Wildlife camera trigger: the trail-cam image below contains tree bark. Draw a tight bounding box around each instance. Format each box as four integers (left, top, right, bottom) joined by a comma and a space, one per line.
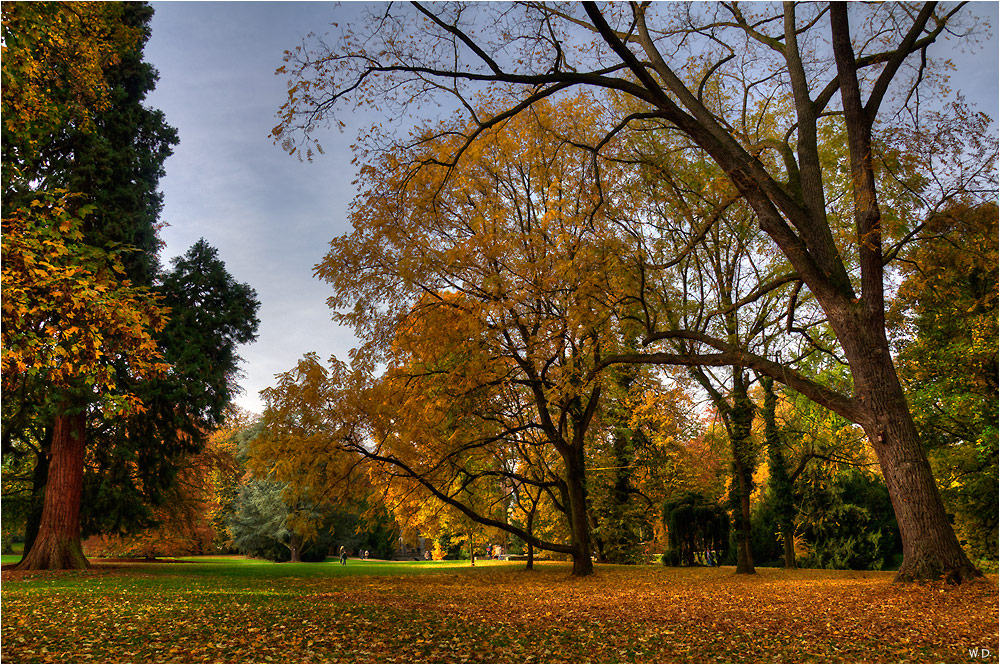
16, 409, 89, 570
840, 325, 979, 582
782, 529, 796, 570
525, 501, 536, 570
288, 533, 302, 562
21, 427, 52, 558
731, 463, 755, 575
565, 447, 595, 577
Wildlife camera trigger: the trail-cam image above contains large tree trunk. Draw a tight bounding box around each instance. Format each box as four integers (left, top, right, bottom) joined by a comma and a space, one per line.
827, 4, 978, 583
843, 328, 979, 582
16, 409, 89, 570
288, 533, 302, 563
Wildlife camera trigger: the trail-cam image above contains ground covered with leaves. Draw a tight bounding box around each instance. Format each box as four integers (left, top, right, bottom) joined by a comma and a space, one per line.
1, 557, 996, 663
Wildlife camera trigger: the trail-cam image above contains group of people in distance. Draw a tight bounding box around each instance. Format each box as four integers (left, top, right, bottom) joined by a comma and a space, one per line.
338, 546, 370, 564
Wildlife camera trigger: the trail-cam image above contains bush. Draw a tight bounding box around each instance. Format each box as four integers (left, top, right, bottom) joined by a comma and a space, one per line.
660, 549, 680, 567
798, 469, 902, 570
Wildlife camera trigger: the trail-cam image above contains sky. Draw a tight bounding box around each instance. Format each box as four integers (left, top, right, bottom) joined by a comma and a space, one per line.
143, 1, 1000, 415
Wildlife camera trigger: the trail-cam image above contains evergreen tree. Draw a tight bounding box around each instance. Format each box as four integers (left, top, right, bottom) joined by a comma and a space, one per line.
83, 239, 260, 538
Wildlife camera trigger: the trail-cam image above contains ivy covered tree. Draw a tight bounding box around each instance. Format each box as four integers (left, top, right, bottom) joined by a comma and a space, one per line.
761, 376, 797, 569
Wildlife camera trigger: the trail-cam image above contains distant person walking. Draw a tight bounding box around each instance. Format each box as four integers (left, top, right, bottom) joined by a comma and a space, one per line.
339, 546, 347, 565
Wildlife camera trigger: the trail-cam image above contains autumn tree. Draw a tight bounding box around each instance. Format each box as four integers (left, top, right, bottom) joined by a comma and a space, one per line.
588, 364, 701, 564
275, 2, 997, 581
614, 133, 793, 574
274, 97, 646, 575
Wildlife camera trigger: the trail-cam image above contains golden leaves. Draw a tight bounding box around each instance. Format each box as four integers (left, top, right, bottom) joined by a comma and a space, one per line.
2, 2, 140, 156
1, 191, 167, 412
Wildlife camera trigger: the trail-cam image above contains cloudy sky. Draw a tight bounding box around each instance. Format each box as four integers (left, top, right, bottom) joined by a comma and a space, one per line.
143, 1, 999, 415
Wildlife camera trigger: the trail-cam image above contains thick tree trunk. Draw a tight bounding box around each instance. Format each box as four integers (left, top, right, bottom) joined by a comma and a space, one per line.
288, 533, 302, 562
16, 410, 89, 570
828, 5, 977, 583
844, 332, 980, 582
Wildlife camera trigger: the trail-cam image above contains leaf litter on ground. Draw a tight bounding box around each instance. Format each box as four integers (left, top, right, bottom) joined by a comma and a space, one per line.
1, 559, 996, 663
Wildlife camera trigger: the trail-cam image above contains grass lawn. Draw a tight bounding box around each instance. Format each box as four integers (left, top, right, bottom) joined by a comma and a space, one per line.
1, 556, 996, 663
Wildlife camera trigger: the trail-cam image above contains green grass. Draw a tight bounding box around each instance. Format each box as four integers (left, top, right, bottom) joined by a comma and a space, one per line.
2, 556, 996, 663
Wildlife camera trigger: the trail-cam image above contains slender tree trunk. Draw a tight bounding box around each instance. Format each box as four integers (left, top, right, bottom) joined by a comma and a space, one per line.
761, 376, 796, 570
16, 409, 88, 570
590, 508, 607, 563
728, 371, 756, 575
525, 507, 535, 570
782, 529, 796, 569
732, 465, 755, 574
